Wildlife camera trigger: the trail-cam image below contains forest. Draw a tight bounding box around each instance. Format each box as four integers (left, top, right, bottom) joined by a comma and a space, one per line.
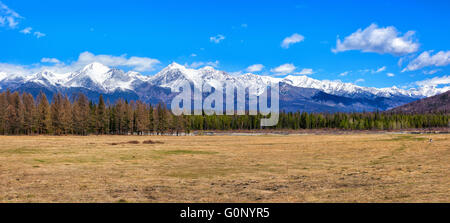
0, 90, 448, 135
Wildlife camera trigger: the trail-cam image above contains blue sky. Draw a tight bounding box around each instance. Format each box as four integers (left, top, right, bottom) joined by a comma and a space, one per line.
1, 0, 449, 88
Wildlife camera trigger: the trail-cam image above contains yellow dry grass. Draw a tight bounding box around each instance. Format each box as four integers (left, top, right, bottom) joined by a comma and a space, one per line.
0, 134, 448, 203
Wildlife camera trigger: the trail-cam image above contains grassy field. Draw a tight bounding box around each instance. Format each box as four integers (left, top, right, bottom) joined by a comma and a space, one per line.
0, 134, 449, 203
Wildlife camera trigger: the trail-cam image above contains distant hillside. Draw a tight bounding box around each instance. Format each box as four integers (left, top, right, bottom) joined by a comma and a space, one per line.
389, 90, 450, 114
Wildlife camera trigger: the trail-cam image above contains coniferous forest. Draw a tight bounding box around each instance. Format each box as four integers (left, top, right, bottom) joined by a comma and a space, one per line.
0, 90, 448, 135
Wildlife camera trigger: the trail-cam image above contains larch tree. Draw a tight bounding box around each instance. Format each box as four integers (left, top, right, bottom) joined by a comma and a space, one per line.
36, 92, 52, 134
135, 100, 149, 135
61, 95, 72, 134
51, 92, 65, 135
72, 93, 90, 135
96, 95, 109, 134
22, 92, 36, 135
0, 92, 7, 134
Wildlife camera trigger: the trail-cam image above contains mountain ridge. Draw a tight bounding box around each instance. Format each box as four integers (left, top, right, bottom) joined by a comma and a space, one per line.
0, 62, 449, 112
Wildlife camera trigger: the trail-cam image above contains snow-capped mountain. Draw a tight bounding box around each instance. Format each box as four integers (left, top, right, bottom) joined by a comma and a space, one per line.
7, 62, 148, 93
0, 72, 7, 82
65, 62, 111, 89
281, 75, 448, 98
28, 70, 70, 87
149, 62, 448, 98
0, 62, 448, 112
149, 62, 278, 95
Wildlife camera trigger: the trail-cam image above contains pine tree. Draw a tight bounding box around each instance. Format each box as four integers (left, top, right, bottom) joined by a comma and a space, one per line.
135, 100, 149, 135
72, 93, 90, 135
96, 95, 109, 134
5, 92, 24, 134
88, 101, 97, 134
148, 104, 154, 134
36, 92, 52, 134
51, 92, 65, 135
61, 95, 72, 134
154, 102, 169, 135
0, 92, 7, 134
22, 93, 36, 135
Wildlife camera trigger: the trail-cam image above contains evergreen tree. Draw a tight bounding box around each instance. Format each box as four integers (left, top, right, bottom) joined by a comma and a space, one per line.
96, 95, 109, 134
135, 100, 149, 135
51, 92, 65, 135
72, 93, 90, 135
22, 93, 35, 135
36, 92, 52, 134
62, 95, 72, 134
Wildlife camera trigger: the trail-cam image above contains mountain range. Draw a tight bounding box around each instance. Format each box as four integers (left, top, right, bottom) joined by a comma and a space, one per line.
1, 62, 449, 112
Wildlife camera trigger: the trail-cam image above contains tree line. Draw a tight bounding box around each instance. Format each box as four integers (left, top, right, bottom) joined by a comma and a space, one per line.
0, 90, 448, 135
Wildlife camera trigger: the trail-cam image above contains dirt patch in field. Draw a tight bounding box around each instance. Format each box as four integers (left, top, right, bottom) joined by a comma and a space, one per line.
142, 140, 164, 144
109, 140, 140, 145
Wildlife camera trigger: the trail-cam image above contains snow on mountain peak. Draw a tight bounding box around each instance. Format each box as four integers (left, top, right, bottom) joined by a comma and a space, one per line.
0, 72, 6, 82
166, 62, 186, 70
26, 70, 71, 87
150, 64, 445, 98
81, 63, 110, 81
151, 62, 212, 91
1, 61, 448, 100
200, 66, 216, 71
281, 75, 417, 98
82, 62, 110, 73
65, 62, 112, 89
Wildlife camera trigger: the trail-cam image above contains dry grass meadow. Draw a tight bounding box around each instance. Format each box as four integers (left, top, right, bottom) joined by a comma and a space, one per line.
0, 133, 449, 203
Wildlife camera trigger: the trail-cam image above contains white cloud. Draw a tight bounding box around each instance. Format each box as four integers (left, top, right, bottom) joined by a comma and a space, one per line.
339, 71, 349, 76
20, 27, 31, 34
294, 68, 314, 75
204, 61, 220, 68
423, 69, 440, 75
358, 66, 388, 74
0, 2, 46, 38
387, 72, 395, 77
210, 34, 225, 43
33, 31, 46, 38
0, 63, 33, 75
281, 33, 304, 49
0, 1, 22, 29
185, 60, 220, 69
332, 23, 419, 56
355, 78, 365, 83
246, 64, 264, 72
0, 52, 162, 75
190, 53, 197, 57
76, 51, 160, 72
374, 66, 386, 73
41, 58, 61, 64
403, 50, 450, 72
415, 75, 450, 87
228, 71, 243, 76
271, 63, 296, 74
6, 16, 18, 28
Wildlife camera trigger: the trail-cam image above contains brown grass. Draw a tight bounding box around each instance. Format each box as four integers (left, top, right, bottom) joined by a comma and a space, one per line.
0, 134, 448, 203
